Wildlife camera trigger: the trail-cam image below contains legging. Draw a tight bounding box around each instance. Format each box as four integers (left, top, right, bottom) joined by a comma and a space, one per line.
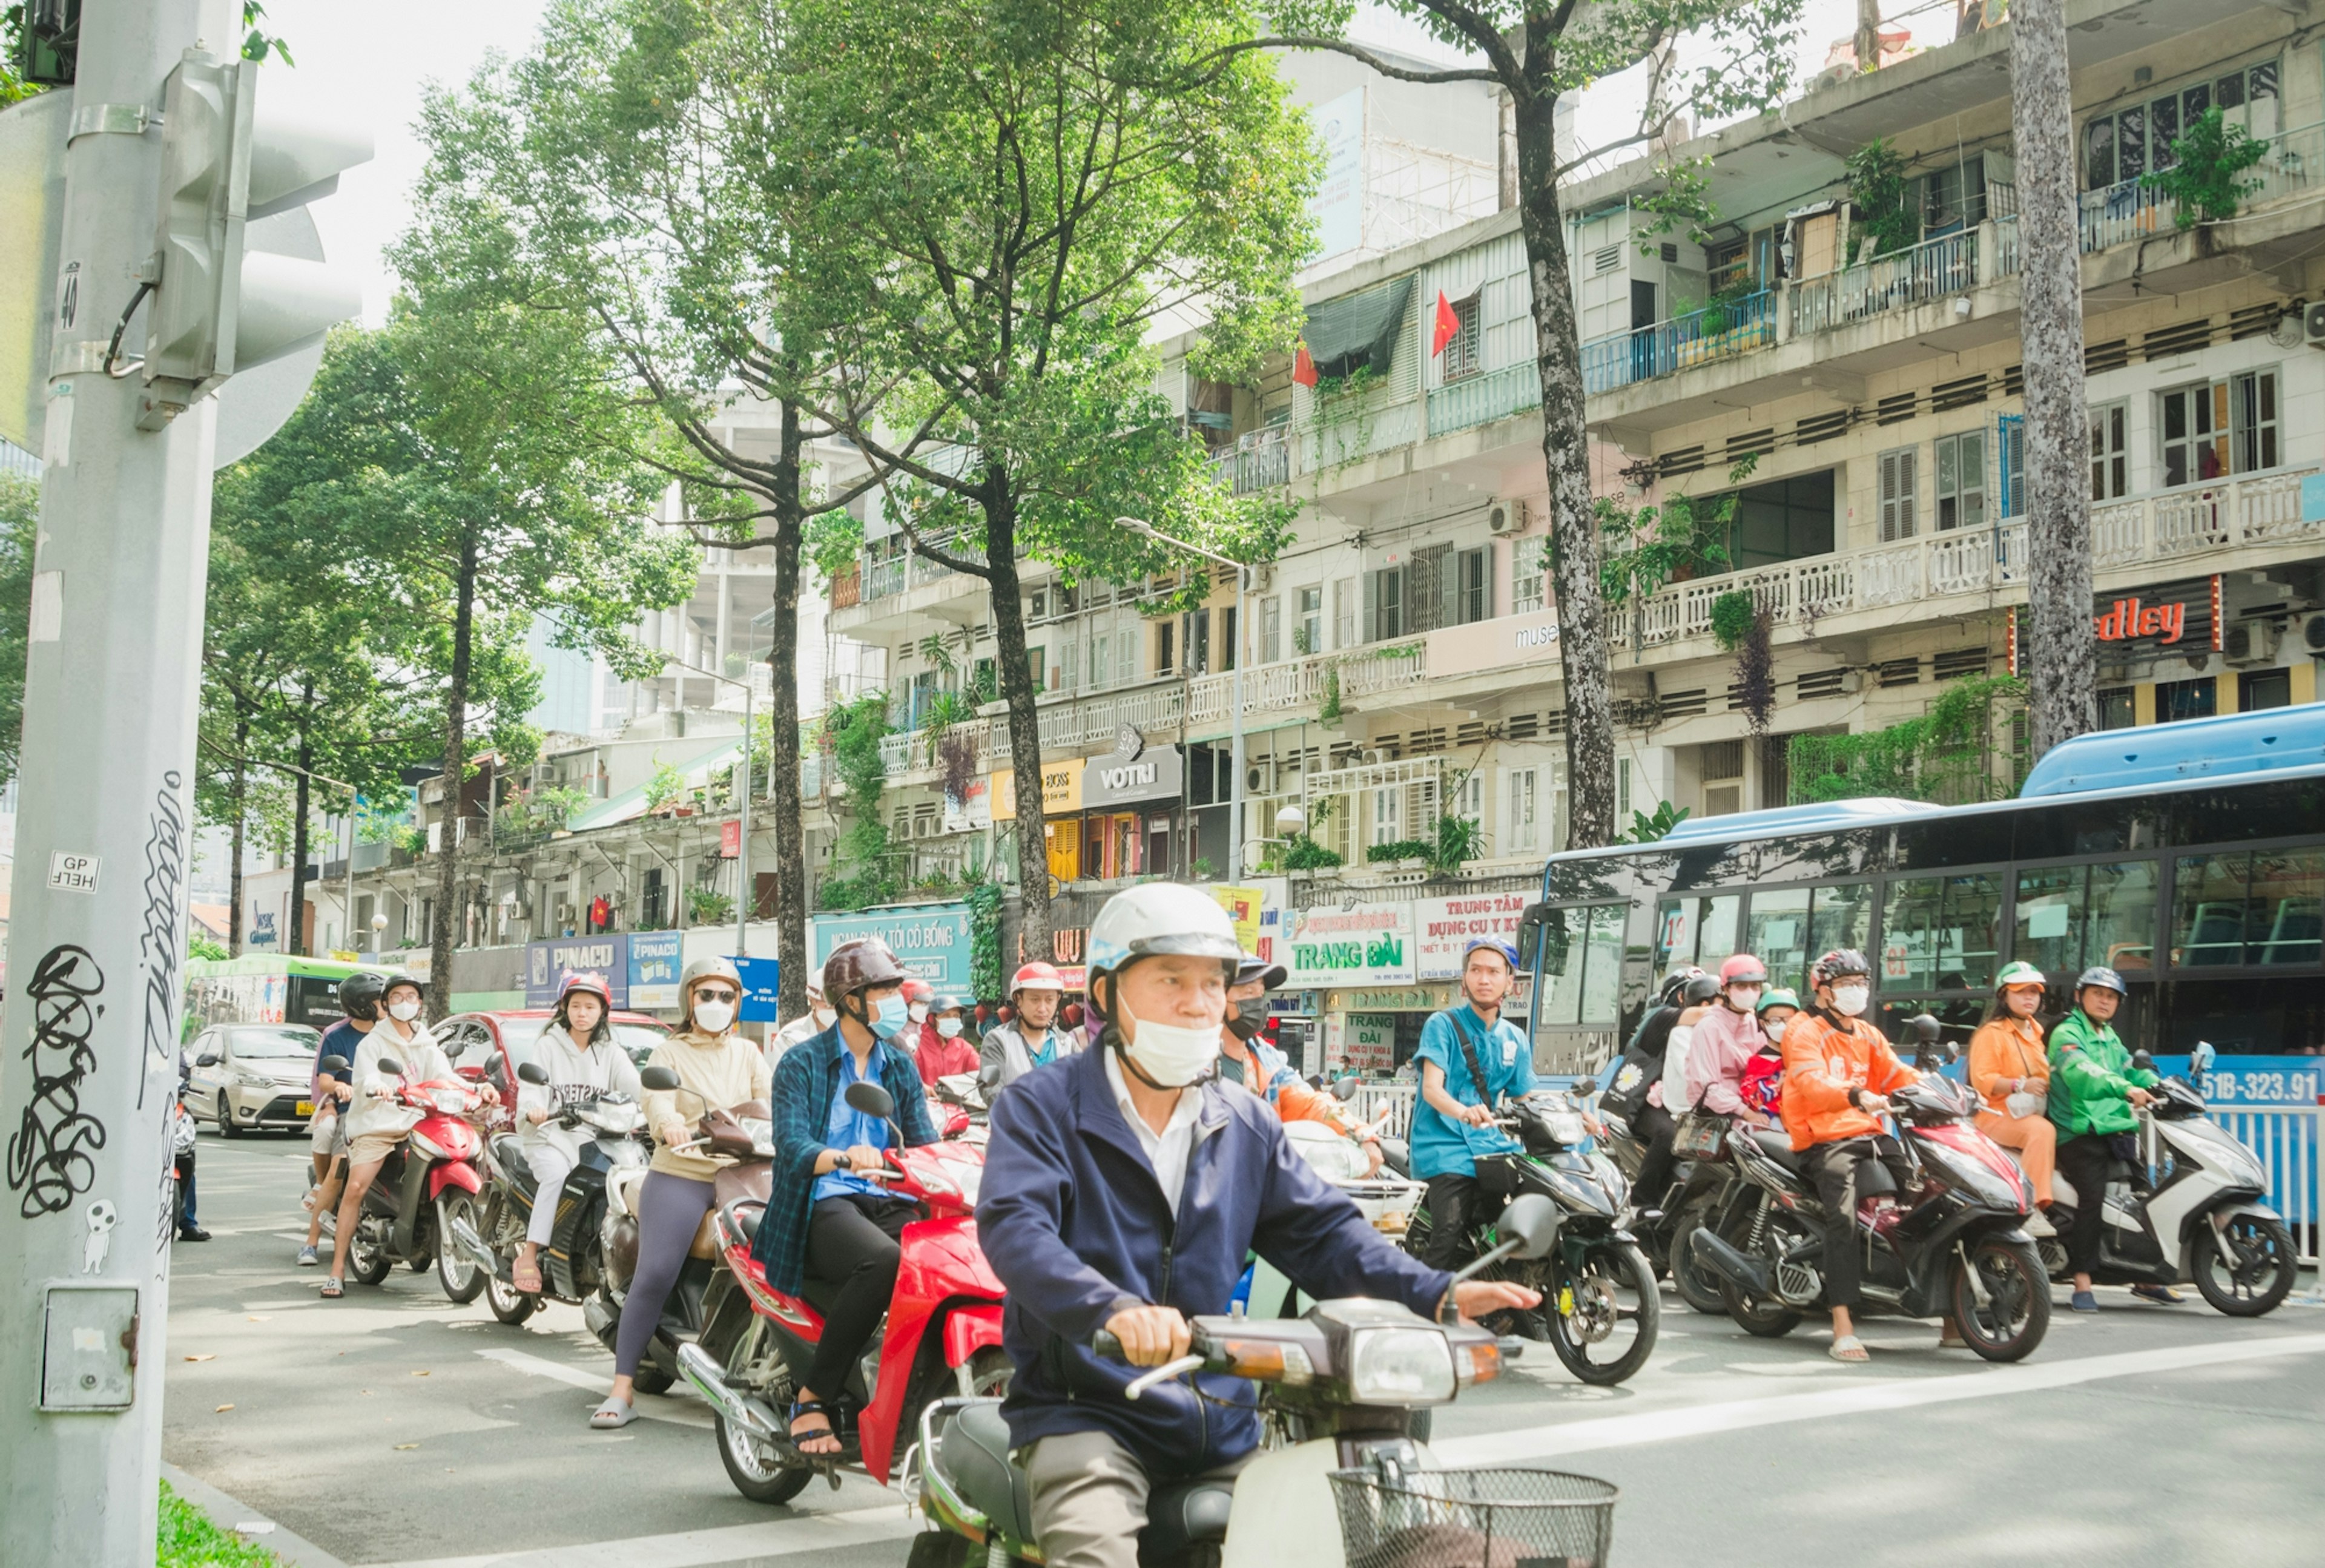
615, 1171, 717, 1378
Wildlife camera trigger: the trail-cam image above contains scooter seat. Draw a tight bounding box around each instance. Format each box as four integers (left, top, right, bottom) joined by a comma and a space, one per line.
1747, 1130, 1807, 1175
489, 1135, 536, 1196
940, 1401, 1035, 1546
1140, 1478, 1236, 1563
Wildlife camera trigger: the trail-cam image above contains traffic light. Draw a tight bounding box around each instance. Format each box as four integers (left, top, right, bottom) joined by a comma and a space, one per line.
139, 51, 370, 427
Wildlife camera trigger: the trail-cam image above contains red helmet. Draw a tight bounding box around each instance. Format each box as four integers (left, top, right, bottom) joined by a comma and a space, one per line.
556, 971, 614, 1006
1718, 954, 1769, 986
1011, 961, 1065, 995
902, 977, 935, 1005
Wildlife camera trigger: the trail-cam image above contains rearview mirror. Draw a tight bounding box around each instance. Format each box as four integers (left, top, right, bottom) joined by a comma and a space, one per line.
194, 1053, 220, 1069
1499, 1194, 1560, 1261
639, 1066, 681, 1092
845, 1081, 897, 1121
320, 1055, 350, 1073
2189, 1041, 2217, 1073
516, 1061, 550, 1085
1331, 1075, 1361, 1102
374, 1058, 404, 1076
1514, 902, 1548, 971
976, 1064, 1002, 1091
1910, 1013, 1942, 1044
2131, 1049, 2155, 1073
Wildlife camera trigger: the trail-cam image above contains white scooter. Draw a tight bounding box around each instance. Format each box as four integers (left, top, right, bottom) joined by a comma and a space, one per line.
903, 1196, 1617, 1568
2023, 1042, 2299, 1316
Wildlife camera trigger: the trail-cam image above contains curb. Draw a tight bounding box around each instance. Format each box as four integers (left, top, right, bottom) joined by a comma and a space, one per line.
162, 1461, 352, 1568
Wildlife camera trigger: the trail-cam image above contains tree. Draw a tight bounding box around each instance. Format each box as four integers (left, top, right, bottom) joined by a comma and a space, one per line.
2010, 0, 2096, 756
0, 473, 35, 789
778, 0, 1310, 949
1227, 1, 1806, 849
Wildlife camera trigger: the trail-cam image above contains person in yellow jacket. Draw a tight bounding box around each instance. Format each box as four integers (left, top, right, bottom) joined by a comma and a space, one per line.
1967, 963, 2056, 1211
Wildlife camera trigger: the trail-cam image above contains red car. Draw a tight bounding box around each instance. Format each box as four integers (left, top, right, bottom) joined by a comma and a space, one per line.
436, 1009, 673, 1133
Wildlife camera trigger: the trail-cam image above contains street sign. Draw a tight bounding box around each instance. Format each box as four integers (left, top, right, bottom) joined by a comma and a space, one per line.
734, 956, 782, 1023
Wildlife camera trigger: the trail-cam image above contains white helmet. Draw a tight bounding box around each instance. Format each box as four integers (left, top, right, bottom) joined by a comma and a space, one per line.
1084, 884, 1242, 987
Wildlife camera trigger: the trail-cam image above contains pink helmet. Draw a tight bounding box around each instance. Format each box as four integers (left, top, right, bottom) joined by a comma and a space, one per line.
1719, 954, 1769, 987
557, 970, 614, 1006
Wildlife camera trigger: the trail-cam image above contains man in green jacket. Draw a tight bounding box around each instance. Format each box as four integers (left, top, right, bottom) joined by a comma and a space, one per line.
2047, 966, 2172, 1311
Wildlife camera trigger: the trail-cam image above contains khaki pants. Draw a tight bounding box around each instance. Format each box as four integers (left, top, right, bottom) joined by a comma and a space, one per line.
1023, 1428, 1251, 1568
1977, 1108, 2057, 1207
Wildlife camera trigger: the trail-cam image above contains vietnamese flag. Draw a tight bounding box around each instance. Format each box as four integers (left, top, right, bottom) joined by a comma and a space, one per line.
1431, 290, 1460, 357
1293, 343, 1319, 387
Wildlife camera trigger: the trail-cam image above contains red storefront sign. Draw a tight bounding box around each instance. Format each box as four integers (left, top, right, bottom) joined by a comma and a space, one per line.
2093, 596, 2185, 645
720, 819, 741, 858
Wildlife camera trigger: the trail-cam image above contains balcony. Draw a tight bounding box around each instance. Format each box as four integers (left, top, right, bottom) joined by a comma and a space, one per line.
1184, 645, 1431, 731
1581, 291, 1775, 397
1208, 427, 1291, 495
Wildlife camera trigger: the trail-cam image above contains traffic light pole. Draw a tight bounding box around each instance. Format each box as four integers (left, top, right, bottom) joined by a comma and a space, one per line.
0, 1, 239, 1557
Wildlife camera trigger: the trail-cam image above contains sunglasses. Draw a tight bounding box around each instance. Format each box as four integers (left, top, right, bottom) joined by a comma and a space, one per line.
694, 987, 740, 1004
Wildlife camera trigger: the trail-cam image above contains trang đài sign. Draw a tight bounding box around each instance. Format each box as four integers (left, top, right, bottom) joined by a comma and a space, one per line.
1285, 903, 1415, 987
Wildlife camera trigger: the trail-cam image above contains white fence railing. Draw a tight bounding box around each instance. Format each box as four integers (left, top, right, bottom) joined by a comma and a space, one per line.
2212, 1105, 2323, 1262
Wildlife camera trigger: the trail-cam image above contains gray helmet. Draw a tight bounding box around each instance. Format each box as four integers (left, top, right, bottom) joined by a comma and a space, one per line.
679, 955, 743, 1032
2075, 965, 2128, 999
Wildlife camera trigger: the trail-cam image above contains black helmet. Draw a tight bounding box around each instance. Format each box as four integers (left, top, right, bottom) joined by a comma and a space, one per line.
338, 971, 388, 1021
1681, 975, 1721, 1006
1811, 949, 1872, 987
2076, 965, 2128, 998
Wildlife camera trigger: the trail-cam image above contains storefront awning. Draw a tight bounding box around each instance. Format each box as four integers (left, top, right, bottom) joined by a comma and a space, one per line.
1305, 277, 1414, 382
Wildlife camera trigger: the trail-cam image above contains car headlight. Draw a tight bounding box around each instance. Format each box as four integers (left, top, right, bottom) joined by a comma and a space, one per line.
1346, 1326, 1457, 1405
233, 1070, 274, 1089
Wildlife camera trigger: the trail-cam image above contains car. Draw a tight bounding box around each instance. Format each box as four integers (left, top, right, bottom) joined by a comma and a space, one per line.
186, 1023, 327, 1137
434, 1009, 674, 1133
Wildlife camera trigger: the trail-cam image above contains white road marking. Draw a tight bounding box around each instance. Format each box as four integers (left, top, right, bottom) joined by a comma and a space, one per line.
353, 1504, 919, 1568
1434, 1332, 2325, 1463
472, 1347, 715, 1429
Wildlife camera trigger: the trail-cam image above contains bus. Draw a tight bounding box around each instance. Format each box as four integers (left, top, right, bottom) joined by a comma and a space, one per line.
182, 954, 378, 1036
1521, 705, 2325, 1075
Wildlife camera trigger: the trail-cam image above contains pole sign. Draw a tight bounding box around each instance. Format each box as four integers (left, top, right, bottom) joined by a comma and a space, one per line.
526, 934, 632, 1007
733, 956, 782, 1023
810, 903, 974, 992
627, 931, 684, 1009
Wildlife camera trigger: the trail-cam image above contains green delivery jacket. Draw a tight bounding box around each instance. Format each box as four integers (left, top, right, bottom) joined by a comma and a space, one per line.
2045, 1009, 2160, 1139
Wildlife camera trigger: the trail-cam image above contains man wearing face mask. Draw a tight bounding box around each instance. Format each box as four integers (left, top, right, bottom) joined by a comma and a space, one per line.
1408, 940, 1536, 1274
981, 961, 1073, 1084
769, 980, 835, 1066
915, 993, 979, 1085
979, 887, 1540, 1568
1780, 949, 1921, 1363
1221, 958, 1384, 1176
756, 939, 940, 1456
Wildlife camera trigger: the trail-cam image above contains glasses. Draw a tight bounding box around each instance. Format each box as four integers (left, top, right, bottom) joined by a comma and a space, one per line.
694, 987, 740, 1003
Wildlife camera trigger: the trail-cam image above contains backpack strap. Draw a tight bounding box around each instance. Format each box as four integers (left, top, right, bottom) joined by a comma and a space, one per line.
1445, 1008, 1496, 1107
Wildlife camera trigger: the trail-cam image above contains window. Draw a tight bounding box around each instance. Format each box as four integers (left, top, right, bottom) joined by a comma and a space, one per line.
2231, 370, 2278, 473
1369, 786, 1404, 849
1442, 293, 1482, 381
1654, 893, 1740, 975
1878, 446, 1918, 542
2174, 853, 2250, 965
1155, 621, 1175, 677
1295, 585, 1322, 656
1807, 883, 1875, 989
1454, 774, 1485, 851
1996, 415, 2023, 519
1456, 545, 1491, 625
1711, 470, 1838, 569
1505, 767, 1539, 854
2241, 668, 2291, 712
1920, 157, 1988, 235
1258, 596, 1282, 665
2161, 371, 2277, 486
1219, 605, 1238, 673
1364, 567, 1404, 642
1514, 554, 1546, 616
1185, 610, 1210, 674
2170, 849, 2325, 967
1934, 430, 1985, 532
2253, 851, 2324, 965
1410, 545, 1452, 633
2017, 860, 2159, 975
1088, 631, 1109, 691
1746, 889, 1810, 989
2098, 687, 2135, 730
2156, 676, 2215, 722
2080, 64, 2279, 190
1617, 758, 1633, 820
1881, 873, 2005, 991
1538, 903, 1627, 1027
2089, 401, 2129, 500
1332, 579, 1356, 650
1701, 739, 1744, 819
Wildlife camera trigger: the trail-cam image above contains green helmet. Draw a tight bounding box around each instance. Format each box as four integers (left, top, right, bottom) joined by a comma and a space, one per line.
1995, 961, 2046, 991
1755, 986, 1800, 1014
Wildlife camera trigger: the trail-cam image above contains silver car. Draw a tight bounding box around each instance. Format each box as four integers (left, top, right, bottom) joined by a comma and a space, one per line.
189, 1023, 326, 1137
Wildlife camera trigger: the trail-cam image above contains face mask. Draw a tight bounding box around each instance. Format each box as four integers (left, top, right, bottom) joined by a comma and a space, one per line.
1830, 986, 1870, 1018
1726, 986, 1762, 1012
693, 1000, 736, 1033
935, 1017, 963, 1039
388, 999, 421, 1023
908, 1003, 929, 1024
869, 993, 911, 1041
1118, 998, 1221, 1089
1225, 996, 1270, 1041
813, 1006, 837, 1029
1764, 1019, 1788, 1042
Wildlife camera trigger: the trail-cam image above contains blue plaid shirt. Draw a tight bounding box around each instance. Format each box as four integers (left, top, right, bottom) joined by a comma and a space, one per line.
753, 1023, 938, 1294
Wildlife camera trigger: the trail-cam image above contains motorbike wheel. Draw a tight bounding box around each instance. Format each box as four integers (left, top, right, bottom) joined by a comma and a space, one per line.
903, 1537, 974, 1568
716, 1411, 816, 1506
1666, 1204, 1732, 1317
632, 1364, 676, 1397
1718, 1274, 1801, 1339
348, 1228, 394, 1287
435, 1193, 487, 1304
484, 1270, 537, 1325
1949, 1237, 2050, 1363
2191, 1212, 2298, 1317
1545, 1243, 1659, 1386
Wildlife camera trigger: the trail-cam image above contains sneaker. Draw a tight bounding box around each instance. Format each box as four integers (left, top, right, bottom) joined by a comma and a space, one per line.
297, 1245, 320, 1267
2131, 1283, 2185, 1305
2069, 1290, 2099, 1313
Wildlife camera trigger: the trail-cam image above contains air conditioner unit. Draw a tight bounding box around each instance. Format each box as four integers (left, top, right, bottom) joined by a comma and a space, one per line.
2223, 619, 2281, 667
2304, 613, 2325, 654
1487, 498, 1529, 536
1245, 760, 1278, 796
2304, 301, 2325, 347
1248, 563, 1275, 594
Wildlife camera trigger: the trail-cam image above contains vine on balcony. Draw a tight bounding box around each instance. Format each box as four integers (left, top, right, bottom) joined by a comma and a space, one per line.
818, 690, 902, 911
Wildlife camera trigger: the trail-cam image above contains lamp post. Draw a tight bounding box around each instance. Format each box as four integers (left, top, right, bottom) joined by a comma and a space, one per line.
1118, 518, 1248, 881
666, 659, 756, 960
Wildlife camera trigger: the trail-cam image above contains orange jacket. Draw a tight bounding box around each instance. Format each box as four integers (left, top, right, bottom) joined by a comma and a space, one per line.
1967, 1015, 2050, 1113
1780, 1011, 1919, 1150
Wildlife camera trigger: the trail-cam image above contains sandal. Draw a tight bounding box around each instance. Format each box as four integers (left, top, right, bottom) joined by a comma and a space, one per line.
320, 1277, 344, 1299
513, 1256, 544, 1294
590, 1398, 637, 1430
1829, 1334, 1869, 1363
788, 1398, 843, 1455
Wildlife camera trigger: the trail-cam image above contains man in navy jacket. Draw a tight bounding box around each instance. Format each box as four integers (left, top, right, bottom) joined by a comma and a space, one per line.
979, 885, 1537, 1568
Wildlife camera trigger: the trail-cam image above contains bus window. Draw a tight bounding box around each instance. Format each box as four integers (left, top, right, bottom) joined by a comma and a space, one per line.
2250, 849, 2322, 966
1538, 908, 1585, 1026
1808, 884, 1873, 980
1746, 889, 1809, 990
2013, 866, 2082, 974
2173, 854, 2250, 966
1881, 873, 2003, 991
1580, 903, 1625, 1025
1540, 902, 1626, 1027
2088, 860, 2159, 972
1653, 894, 1738, 976
1700, 896, 1740, 968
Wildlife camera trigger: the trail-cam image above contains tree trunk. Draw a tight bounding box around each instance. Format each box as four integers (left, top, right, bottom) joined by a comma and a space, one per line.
2011, 0, 2096, 757
983, 479, 1049, 954
287, 698, 314, 955
1511, 82, 1617, 849
767, 398, 810, 1021
228, 709, 248, 952
429, 530, 480, 1017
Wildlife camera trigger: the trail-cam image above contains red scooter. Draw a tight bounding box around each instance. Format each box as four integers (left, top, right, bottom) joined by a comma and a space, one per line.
322, 1052, 489, 1302
679, 1080, 1008, 1504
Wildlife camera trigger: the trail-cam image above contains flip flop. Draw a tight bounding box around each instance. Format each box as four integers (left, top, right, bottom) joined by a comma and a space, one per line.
1829, 1335, 1869, 1363
513, 1257, 544, 1294
590, 1398, 637, 1430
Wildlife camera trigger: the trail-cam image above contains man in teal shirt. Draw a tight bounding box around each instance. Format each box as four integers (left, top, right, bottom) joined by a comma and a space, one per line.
1409, 939, 1534, 1271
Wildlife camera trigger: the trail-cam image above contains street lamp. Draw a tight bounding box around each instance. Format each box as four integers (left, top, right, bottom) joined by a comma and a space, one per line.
665, 657, 757, 960
1117, 517, 1250, 883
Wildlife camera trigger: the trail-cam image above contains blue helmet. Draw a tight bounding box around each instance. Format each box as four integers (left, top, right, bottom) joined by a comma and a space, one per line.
1463, 938, 1520, 971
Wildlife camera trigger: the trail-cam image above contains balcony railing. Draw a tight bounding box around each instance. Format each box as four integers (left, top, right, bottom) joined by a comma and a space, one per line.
1298, 396, 1421, 473
1208, 427, 1290, 495
1428, 362, 1542, 436
1580, 291, 1775, 397
985, 680, 1187, 760
856, 544, 966, 604
1792, 230, 1979, 337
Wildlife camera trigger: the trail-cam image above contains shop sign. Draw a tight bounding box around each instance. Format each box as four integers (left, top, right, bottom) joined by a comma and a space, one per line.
1413, 891, 1531, 980
943, 776, 992, 833
2092, 596, 2184, 644
991, 757, 1084, 820
1333, 1013, 1398, 1073
1325, 986, 1453, 1013
1285, 902, 1415, 987
810, 903, 973, 991
1082, 744, 1182, 809
627, 931, 684, 1009
733, 955, 782, 1023
1425, 607, 1560, 681
527, 934, 630, 1007
1209, 884, 1266, 961
720, 819, 741, 858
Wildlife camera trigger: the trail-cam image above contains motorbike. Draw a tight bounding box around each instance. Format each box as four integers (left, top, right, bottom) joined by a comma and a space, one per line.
1687, 1019, 2050, 1362
1246, 1076, 1426, 1320
681, 1079, 1008, 1504
905, 1195, 1583, 1568
2022, 1041, 2298, 1316
585, 1067, 775, 1397
321, 1052, 489, 1300
446, 1059, 653, 1326
1403, 1087, 1660, 1386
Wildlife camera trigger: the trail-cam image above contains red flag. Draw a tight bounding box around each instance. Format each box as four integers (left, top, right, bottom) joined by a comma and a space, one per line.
1431, 290, 1460, 357
1292, 344, 1318, 387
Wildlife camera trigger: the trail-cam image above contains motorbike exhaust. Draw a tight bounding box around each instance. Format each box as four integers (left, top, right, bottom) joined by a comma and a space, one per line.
582, 1293, 619, 1345
446, 1214, 501, 1277
676, 1343, 782, 1440
1688, 1226, 1775, 1300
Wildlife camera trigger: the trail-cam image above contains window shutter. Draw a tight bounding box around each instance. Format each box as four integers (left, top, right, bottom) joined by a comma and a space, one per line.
1879, 448, 1916, 542
1362, 570, 1378, 645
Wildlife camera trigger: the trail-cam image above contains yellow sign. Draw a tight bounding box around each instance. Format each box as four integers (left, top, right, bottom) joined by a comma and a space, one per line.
991, 757, 1084, 820
1210, 884, 1264, 953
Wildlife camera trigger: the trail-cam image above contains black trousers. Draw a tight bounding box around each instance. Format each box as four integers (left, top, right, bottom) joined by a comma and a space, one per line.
1803, 1140, 1879, 1311
2055, 1133, 2117, 1276
1631, 1104, 1680, 1213
800, 1191, 917, 1402
1421, 1174, 1492, 1273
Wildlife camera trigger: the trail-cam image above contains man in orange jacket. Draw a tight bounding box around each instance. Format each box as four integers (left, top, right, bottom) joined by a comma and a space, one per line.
1780, 948, 1920, 1363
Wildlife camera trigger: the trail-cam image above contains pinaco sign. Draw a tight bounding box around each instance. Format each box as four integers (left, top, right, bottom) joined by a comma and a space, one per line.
2092, 596, 2184, 645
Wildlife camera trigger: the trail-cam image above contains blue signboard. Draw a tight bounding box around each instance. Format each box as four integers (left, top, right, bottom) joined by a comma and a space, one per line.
734, 956, 783, 1023
628, 931, 684, 1010
810, 903, 973, 993
526, 934, 630, 1008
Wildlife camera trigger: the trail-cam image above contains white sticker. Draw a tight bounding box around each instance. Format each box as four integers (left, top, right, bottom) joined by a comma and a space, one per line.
28, 571, 61, 643
48, 852, 99, 894
1502, 1039, 1518, 1067
43, 389, 71, 468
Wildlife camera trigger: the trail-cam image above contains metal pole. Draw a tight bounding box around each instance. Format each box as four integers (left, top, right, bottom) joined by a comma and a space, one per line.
0, 2, 236, 1555
737, 678, 752, 960
346, 788, 357, 957
1228, 568, 1247, 881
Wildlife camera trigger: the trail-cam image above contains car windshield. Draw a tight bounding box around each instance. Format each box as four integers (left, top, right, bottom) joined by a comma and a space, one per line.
231, 1026, 322, 1059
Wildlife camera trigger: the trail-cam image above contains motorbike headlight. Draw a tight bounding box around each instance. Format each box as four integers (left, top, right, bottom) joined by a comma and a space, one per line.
1542, 1111, 1588, 1146
431, 1089, 470, 1114
406, 1132, 446, 1161
1346, 1326, 1456, 1405
1591, 1153, 1630, 1208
